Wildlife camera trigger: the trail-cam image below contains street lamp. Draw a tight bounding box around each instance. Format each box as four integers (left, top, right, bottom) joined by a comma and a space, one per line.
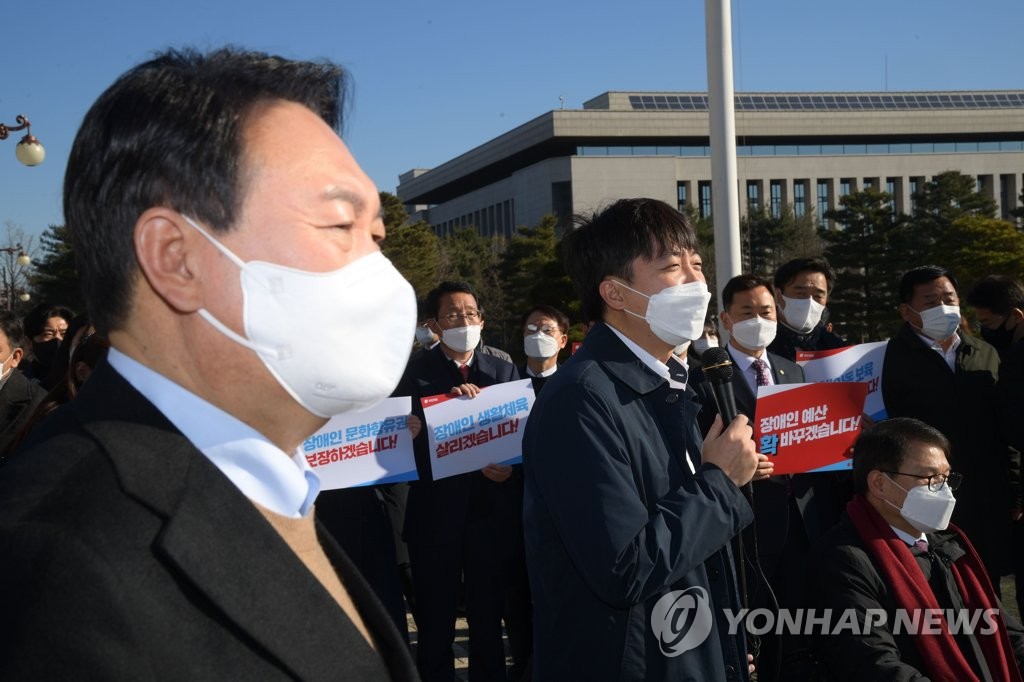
0, 245, 31, 266
0, 115, 45, 166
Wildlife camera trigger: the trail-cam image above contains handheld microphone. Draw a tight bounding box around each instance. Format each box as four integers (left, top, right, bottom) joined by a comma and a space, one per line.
700, 347, 739, 425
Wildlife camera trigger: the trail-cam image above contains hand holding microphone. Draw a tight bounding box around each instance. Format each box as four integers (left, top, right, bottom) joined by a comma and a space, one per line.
699, 347, 771, 487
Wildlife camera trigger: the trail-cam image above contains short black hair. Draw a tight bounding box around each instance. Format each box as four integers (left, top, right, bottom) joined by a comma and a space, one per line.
898, 265, 959, 304
852, 418, 951, 495
966, 275, 1024, 315
22, 304, 75, 339
64, 47, 348, 335
561, 198, 700, 323
722, 274, 774, 309
520, 305, 570, 334
0, 311, 27, 351
424, 281, 480, 319
773, 257, 837, 293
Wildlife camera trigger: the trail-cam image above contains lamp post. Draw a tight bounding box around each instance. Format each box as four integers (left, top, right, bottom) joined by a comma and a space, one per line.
0, 245, 31, 311
0, 115, 45, 166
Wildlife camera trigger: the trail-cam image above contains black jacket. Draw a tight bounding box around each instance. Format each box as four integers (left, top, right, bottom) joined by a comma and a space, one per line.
0, 360, 417, 680
0, 369, 45, 458
809, 512, 1024, 681
882, 324, 1016, 576
768, 321, 846, 362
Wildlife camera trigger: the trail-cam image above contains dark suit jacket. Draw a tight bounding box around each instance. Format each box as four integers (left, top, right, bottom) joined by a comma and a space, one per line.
0, 369, 45, 458
691, 349, 838, 582
0, 360, 418, 681
882, 324, 1014, 577
394, 345, 520, 546
523, 323, 752, 682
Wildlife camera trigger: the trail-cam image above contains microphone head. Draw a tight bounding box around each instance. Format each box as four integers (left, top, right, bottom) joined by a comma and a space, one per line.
701, 346, 734, 382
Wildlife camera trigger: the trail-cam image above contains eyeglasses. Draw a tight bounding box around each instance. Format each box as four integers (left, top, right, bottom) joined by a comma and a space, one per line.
37, 327, 68, 341
525, 323, 562, 337
879, 470, 963, 492
438, 311, 482, 324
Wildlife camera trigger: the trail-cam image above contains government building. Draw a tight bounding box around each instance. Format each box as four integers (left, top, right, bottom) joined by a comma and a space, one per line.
396, 90, 1024, 235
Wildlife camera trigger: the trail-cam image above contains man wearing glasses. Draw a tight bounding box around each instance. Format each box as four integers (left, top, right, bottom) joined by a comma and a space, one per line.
395, 280, 520, 682
809, 418, 1024, 680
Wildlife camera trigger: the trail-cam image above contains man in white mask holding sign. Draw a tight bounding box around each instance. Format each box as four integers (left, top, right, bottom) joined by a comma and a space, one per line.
0, 47, 418, 680
768, 257, 846, 362
882, 264, 1015, 592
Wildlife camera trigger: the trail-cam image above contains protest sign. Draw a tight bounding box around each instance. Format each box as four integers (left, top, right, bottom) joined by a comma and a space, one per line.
301, 396, 417, 489
422, 378, 535, 480
754, 381, 868, 475
796, 340, 887, 420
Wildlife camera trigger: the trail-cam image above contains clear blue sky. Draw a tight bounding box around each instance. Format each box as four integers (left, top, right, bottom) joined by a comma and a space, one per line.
2, 0, 1022, 247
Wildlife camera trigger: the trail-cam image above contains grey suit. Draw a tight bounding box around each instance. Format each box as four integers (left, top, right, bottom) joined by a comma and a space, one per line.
0, 360, 417, 681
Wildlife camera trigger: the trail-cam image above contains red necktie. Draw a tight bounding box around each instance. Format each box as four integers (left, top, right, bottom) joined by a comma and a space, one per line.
459, 364, 470, 382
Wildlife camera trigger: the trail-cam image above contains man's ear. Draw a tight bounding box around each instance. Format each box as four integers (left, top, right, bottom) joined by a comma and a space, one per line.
9, 347, 23, 367
599, 279, 626, 311
719, 309, 733, 333
134, 208, 205, 313
866, 469, 887, 499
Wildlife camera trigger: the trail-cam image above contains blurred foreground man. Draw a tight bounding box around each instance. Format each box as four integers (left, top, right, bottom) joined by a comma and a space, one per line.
0, 48, 418, 680
523, 198, 767, 682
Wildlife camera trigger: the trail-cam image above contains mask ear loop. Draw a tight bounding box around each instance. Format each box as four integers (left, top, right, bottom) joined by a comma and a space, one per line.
182, 215, 282, 361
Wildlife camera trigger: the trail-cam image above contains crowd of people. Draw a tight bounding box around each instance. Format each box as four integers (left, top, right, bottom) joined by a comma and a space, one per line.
0, 44, 1022, 682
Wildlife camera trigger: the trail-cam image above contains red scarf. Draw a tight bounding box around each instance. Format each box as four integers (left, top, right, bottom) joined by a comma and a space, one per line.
846, 495, 1022, 681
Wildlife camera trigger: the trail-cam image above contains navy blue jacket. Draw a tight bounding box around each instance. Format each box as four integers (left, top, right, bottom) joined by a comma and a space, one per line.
523, 323, 753, 682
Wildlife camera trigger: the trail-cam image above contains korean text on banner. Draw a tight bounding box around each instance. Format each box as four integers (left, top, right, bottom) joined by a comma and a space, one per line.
422, 378, 535, 481
754, 381, 868, 475
301, 396, 417, 490
796, 341, 887, 420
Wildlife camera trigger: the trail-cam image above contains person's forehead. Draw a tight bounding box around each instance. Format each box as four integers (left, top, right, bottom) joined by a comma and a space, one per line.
787, 271, 827, 289
526, 312, 557, 327
903, 440, 949, 471
733, 286, 774, 305
913, 277, 956, 298
438, 292, 478, 311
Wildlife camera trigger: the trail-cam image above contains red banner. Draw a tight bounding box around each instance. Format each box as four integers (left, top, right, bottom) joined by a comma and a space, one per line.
753, 382, 868, 475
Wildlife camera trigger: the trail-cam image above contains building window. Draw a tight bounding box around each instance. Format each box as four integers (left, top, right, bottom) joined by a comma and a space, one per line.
677, 182, 689, 212
817, 180, 830, 229
909, 177, 923, 213
1000, 175, 1013, 220
840, 179, 853, 198
794, 180, 807, 218
747, 181, 760, 213
770, 180, 783, 218
886, 178, 896, 214
699, 181, 713, 219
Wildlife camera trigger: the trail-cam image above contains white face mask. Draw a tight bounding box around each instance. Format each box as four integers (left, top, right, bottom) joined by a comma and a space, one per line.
729, 316, 777, 351
616, 280, 712, 346
885, 475, 957, 533
524, 332, 560, 359
673, 341, 690, 357
781, 295, 826, 333
414, 326, 437, 346
0, 349, 15, 382
184, 216, 416, 418
912, 304, 961, 342
692, 337, 718, 355
441, 325, 481, 353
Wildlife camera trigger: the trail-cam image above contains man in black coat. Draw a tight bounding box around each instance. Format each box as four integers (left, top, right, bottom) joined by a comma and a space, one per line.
690, 274, 813, 682
768, 257, 846, 361
0, 47, 418, 680
882, 264, 1015, 587
809, 418, 1024, 680
967, 274, 1024, 614
395, 280, 520, 682
0, 312, 44, 460
524, 199, 768, 682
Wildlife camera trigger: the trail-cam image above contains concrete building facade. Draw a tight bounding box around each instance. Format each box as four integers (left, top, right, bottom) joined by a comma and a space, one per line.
396, 91, 1024, 235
